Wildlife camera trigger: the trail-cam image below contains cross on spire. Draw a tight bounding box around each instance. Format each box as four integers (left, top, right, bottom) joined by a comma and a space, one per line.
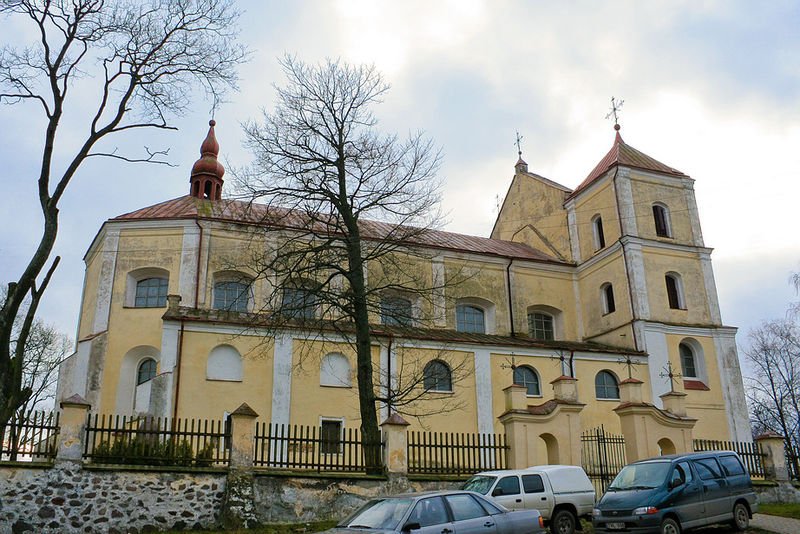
605, 96, 625, 130
659, 361, 683, 393
514, 131, 524, 158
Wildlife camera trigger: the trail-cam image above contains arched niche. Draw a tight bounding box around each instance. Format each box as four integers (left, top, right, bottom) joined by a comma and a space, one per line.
207, 344, 243, 381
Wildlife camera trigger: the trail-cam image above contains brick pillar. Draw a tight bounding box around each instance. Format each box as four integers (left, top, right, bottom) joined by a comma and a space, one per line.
221, 403, 259, 529
660, 391, 688, 417
381, 413, 410, 475
756, 432, 789, 482
551, 376, 578, 402
56, 394, 91, 463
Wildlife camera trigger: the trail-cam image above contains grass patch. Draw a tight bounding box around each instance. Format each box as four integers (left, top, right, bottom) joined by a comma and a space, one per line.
161, 519, 338, 534
759, 502, 800, 519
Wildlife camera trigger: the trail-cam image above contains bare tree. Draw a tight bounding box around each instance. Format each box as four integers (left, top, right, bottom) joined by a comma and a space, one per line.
0, 0, 246, 427
745, 319, 800, 476
237, 57, 464, 471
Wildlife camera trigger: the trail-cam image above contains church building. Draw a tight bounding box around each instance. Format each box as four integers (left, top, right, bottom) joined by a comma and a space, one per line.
56, 119, 752, 459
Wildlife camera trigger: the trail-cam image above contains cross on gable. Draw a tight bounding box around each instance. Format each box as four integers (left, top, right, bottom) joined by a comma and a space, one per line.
514, 131, 524, 158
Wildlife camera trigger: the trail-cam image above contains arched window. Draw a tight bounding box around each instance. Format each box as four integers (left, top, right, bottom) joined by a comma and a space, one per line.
137, 358, 157, 385
423, 360, 452, 392
135, 277, 168, 307
381, 296, 413, 326
653, 203, 671, 238
213, 280, 252, 312
320, 353, 352, 387
592, 215, 606, 250
680, 342, 697, 378
665, 273, 685, 310
528, 312, 554, 340
206, 345, 243, 381
513, 365, 541, 396
601, 283, 616, 314
456, 304, 485, 333
595, 371, 620, 399
282, 285, 318, 319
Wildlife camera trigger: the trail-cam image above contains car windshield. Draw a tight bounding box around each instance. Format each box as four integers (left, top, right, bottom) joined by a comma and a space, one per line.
462, 475, 497, 495
338, 497, 415, 530
608, 462, 671, 491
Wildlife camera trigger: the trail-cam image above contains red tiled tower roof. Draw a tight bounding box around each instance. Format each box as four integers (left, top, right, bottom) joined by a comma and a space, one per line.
567, 125, 686, 200
190, 120, 225, 200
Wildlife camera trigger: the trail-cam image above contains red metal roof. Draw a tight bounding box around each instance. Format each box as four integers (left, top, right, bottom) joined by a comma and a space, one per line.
568, 129, 686, 200
112, 195, 567, 264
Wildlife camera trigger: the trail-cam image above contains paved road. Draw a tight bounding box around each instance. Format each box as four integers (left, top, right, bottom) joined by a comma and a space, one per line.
751, 513, 800, 534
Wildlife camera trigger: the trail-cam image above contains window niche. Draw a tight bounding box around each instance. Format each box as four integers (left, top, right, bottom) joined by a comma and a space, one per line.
126, 267, 170, 308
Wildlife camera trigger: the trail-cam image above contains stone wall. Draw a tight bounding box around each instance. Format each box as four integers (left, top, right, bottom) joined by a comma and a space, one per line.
0, 462, 459, 534
0, 462, 226, 534
753, 481, 800, 504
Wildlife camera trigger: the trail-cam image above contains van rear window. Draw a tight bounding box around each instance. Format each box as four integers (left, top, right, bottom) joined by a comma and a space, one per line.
719, 455, 746, 476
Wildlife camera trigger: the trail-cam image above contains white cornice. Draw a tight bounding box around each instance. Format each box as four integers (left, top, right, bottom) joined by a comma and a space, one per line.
620, 235, 714, 255
642, 321, 737, 337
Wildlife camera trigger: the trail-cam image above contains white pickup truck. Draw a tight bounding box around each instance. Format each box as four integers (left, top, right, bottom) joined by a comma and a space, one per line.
463, 465, 595, 534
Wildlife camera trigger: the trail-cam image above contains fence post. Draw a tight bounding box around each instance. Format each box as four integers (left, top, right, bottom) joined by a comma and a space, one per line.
499, 384, 533, 469
221, 403, 259, 529
756, 431, 789, 482
381, 413, 410, 476
56, 394, 91, 463
228, 403, 258, 470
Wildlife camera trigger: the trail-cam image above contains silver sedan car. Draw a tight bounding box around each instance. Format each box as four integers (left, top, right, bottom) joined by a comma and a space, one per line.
326, 490, 545, 534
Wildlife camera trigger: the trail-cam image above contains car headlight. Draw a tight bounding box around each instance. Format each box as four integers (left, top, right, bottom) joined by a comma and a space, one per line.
592, 508, 601, 518
633, 506, 659, 515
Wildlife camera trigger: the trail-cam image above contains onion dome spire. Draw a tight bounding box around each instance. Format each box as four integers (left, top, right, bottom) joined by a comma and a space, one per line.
190, 119, 225, 200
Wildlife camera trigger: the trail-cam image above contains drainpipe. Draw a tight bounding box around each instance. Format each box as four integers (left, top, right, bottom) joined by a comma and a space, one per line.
193, 218, 204, 307
172, 319, 185, 422
506, 258, 516, 337
386, 334, 393, 416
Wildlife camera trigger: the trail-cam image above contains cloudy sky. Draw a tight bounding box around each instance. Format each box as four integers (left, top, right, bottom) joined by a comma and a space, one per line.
1, 0, 798, 371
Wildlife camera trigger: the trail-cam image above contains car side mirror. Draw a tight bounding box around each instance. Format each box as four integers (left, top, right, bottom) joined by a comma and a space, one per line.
402, 523, 421, 532
492, 488, 504, 496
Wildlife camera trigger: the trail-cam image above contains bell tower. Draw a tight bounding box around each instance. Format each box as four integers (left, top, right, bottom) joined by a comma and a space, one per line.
190, 119, 225, 200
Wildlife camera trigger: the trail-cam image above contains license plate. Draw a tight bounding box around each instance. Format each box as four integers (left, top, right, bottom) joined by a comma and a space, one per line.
606, 523, 625, 530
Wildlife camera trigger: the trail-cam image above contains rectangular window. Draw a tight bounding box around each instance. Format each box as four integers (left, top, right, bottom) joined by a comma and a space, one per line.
320, 420, 342, 454
522, 474, 544, 493
653, 205, 670, 237
282, 287, 318, 319
528, 313, 554, 340
456, 305, 485, 333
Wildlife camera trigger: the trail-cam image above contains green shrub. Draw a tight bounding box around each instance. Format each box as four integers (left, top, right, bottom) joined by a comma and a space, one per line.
90, 435, 216, 467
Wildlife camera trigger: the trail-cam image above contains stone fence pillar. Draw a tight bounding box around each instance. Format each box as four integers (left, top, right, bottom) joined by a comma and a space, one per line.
756, 432, 789, 482
228, 403, 258, 470
221, 403, 259, 529
57, 394, 91, 463
381, 413, 410, 475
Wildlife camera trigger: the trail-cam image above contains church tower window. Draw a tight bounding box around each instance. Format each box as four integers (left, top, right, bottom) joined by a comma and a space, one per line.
592, 215, 606, 249
653, 203, 671, 237
601, 283, 616, 314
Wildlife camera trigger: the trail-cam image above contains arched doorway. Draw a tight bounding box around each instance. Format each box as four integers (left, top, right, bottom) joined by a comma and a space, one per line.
540, 433, 560, 464
658, 438, 676, 456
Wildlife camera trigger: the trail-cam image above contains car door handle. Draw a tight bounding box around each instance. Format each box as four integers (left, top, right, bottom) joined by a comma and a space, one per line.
441, 529, 453, 534
484, 522, 495, 528
515, 498, 522, 503
541, 497, 547, 501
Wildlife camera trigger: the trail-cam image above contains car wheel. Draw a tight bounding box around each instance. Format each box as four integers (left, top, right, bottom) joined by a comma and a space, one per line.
550, 509, 576, 534
660, 517, 681, 534
731, 502, 749, 531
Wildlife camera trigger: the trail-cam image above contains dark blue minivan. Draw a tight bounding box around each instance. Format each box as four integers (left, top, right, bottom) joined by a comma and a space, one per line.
592, 451, 758, 534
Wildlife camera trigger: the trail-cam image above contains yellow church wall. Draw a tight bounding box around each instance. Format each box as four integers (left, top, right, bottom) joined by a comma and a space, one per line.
202, 228, 264, 309
491, 174, 571, 261
289, 340, 377, 429
175, 330, 274, 421
576, 251, 633, 343
641, 249, 712, 325
628, 173, 694, 244
572, 178, 620, 261
402, 348, 479, 434
444, 259, 510, 334
663, 333, 729, 440
94, 227, 184, 413
366, 252, 436, 324
77, 248, 103, 340
511, 266, 578, 339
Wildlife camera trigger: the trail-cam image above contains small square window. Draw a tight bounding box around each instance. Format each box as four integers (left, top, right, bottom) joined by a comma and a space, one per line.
320, 420, 342, 454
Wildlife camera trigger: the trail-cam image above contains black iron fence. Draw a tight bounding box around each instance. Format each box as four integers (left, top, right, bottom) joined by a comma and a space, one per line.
693, 439, 765, 478
0, 411, 59, 463
253, 423, 383, 473
581, 425, 626, 495
407, 431, 507, 476
83, 414, 229, 467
